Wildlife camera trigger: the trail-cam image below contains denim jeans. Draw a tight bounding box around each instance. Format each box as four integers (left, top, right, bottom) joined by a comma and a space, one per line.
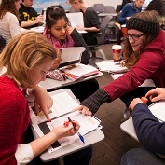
121, 148, 165, 165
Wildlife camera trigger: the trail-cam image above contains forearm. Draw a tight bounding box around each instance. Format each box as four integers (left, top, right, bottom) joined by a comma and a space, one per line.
84, 27, 100, 32
71, 29, 90, 64
30, 130, 59, 157
81, 89, 110, 114
132, 103, 165, 154
21, 21, 38, 28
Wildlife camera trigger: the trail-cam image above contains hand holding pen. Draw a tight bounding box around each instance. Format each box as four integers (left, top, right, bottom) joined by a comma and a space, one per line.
64, 117, 85, 144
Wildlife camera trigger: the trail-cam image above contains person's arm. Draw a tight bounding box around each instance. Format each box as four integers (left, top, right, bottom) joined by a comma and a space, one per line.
74, 89, 110, 115
130, 99, 165, 155
78, 8, 100, 33
103, 49, 164, 102
8, 14, 21, 38
15, 122, 80, 164
118, 5, 130, 24
20, 15, 44, 28
70, 28, 90, 64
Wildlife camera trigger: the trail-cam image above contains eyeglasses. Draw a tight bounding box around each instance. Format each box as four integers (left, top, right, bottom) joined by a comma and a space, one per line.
126, 33, 144, 41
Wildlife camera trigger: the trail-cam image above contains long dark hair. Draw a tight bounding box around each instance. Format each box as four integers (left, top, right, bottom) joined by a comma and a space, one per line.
0, 0, 20, 20
46, 5, 69, 29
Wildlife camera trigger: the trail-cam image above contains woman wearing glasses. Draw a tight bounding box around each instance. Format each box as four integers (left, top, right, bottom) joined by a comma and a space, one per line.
73, 10, 165, 117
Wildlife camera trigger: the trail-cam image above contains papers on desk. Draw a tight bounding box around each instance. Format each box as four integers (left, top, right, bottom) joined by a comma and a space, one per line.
31, 89, 102, 153
120, 101, 165, 141
59, 47, 85, 67
96, 60, 128, 74
62, 63, 100, 81
31, 91, 79, 124
30, 26, 45, 33
66, 12, 87, 34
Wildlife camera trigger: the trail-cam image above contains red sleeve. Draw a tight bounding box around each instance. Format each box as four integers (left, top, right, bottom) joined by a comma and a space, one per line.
103, 51, 165, 101
0, 89, 28, 164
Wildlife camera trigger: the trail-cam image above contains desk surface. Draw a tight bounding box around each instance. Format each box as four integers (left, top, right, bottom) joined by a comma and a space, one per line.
98, 13, 117, 17
31, 89, 104, 162
39, 72, 103, 91
40, 129, 104, 161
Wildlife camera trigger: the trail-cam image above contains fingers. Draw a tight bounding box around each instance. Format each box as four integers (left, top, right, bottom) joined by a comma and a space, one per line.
71, 105, 92, 116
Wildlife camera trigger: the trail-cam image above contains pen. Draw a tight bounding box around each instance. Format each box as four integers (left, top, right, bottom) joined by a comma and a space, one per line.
67, 117, 85, 144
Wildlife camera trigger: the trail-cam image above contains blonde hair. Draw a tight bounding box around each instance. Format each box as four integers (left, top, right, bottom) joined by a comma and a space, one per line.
69, 0, 83, 4
0, 32, 57, 88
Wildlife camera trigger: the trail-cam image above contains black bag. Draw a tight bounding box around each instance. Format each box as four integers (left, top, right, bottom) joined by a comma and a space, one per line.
0, 35, 6, 52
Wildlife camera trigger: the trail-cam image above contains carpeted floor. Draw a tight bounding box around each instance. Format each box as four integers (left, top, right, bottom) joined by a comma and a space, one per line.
89, 43, 142, 165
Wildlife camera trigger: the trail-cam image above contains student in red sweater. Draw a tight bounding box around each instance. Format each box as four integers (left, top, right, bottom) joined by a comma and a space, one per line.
0, 32, 91, 165
73, 10, 165, 116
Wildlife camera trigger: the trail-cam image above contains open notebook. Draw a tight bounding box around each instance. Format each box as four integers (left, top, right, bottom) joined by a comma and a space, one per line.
31, 89, 102, 153
59, 47, 85, 68
96, 60, 128, 74
61, 63, 100, 81
66, 12, 87, 34
120, 101, 165, 141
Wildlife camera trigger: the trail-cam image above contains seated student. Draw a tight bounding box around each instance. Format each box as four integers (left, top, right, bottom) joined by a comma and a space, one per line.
43, 5, 99, 102
0, 0, 21, 43
69, 0, 100, 46
19, 0, 44, 29
121, 88, 165, 165
0, 32, 92, 165
73, 10, 165, 117
118, 0, 144, 25
118, 0, 144, 38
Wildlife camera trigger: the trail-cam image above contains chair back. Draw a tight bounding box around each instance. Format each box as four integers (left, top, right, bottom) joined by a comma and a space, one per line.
100, 15, 113, 33
93, 4, 104, 13
103, 6, 116, 13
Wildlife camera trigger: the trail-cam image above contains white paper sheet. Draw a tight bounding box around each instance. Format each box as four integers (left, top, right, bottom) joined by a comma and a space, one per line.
66, 12, 87, 33
96, 60, 128, 73
60, 47, 85, 64
32, 111, 101, 153
30, 91, 79, 124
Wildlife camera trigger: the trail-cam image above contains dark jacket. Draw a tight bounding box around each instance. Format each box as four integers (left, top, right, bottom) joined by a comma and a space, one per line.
132, 103, 165, 155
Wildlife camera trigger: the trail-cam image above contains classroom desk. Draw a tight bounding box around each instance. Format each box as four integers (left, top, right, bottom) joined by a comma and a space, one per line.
98, 13, 117, 17
40, 129, 104, 163
31, 89, 104, 165
39, 71, 103, 91
98, 13, 117, 23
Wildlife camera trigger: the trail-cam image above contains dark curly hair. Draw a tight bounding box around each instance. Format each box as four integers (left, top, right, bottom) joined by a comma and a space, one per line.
0, 0, 20, 20
145, 0, 165, 16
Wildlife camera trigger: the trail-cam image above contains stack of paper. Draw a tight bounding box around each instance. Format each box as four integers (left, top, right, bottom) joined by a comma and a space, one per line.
62, 63, 100, 81
96, 60, 128, 74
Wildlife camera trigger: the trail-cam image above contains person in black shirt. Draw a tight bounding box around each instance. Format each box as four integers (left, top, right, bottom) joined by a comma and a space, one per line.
69, 0, 100, 45
19, 0, 43, 29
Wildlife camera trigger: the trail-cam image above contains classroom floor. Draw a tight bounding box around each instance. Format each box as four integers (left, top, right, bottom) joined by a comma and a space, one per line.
89, 43, 142, 165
